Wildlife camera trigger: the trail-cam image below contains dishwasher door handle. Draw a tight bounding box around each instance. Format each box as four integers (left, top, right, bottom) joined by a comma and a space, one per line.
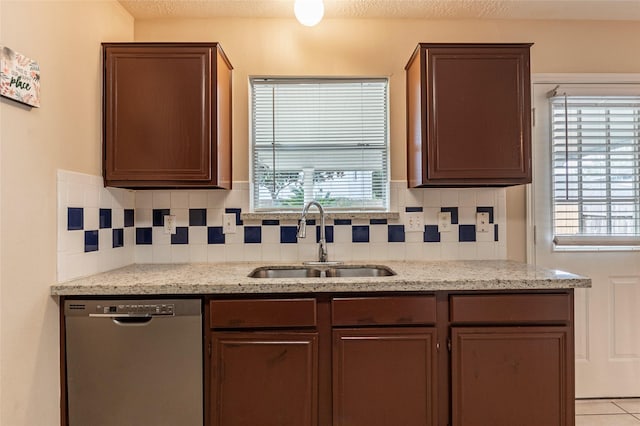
88, 314, 154, 326
111, 317, 153, 326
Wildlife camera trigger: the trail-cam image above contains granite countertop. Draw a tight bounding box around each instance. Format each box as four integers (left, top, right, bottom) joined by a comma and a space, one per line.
51, 260, 591, 296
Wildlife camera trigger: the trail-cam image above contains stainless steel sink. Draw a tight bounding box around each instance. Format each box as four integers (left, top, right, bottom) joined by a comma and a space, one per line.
324, 265, 395, 277
248, 265, 396, 278
248, 267, 322, 278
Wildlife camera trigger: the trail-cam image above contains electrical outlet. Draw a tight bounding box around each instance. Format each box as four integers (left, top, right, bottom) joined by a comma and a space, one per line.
476, 212, 490, 233
223, 213, 237, 234
406, 212, 423, 233
438, 211, 452, 232
163, 215, 177, 235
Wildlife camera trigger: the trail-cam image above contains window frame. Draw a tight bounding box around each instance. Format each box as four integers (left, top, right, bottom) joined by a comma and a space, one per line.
528, 74, 640, 257
550, 93, 640, 245
248, 76, 391, 213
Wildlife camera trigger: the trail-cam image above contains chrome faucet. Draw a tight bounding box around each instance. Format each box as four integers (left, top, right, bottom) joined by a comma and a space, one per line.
297, 200, 328, 263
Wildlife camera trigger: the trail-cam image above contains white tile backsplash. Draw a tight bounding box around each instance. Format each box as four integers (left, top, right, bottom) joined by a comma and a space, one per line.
458, 189, 477, 207
152, 245, 171, 263
57, 172, 508, 282
152, 228, 171, 246
188, 191, 208, 209
170, 191, 189, 208
135, 191, 152, 208
152, 191, 171, 208
173, 208, 189, 226
189, 227, 208, 245
207, 245, 226, 262
189, 244, 208, 263
57, 170, 135, 282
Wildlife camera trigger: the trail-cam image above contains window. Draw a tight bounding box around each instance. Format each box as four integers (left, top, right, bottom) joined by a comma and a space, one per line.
550, 88, 640, 245
250, 78, 389, 211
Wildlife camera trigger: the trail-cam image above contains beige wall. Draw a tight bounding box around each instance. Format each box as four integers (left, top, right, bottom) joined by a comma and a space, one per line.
0, 2, 133, 425
0, 9, 638, 425
135, 17, 640, 261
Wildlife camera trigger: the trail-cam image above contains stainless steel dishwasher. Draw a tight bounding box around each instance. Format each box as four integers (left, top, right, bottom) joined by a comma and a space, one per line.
64, 299, 203, 426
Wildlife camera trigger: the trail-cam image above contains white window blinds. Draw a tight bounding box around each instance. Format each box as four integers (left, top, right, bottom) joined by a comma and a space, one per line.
550, 89, 640, 245
251, 78, 389, 211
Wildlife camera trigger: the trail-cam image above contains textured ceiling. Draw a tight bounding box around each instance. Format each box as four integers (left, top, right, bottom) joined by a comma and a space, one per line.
118, 0, 640, 21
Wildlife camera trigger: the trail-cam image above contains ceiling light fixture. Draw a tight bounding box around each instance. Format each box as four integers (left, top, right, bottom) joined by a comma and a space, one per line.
294, 0, 324, 27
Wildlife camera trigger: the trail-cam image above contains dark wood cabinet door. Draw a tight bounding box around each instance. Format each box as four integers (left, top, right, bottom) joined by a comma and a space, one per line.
406, 43, 531, 187
451, 326, 574, 426
333, 327, 437, 426
103, 43, 232, 188
210, 331, 318, 426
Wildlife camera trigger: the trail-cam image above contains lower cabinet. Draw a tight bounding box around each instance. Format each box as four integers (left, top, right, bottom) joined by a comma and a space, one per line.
451, 327, 571, 426
333, 328, 437, 426
210, 332, 318, 426
206, 291, 574, 426
208, 298, 319, 426
449, 292, 575, 426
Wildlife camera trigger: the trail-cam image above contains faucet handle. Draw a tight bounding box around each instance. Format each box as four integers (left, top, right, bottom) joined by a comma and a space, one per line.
297, 218, 307, 238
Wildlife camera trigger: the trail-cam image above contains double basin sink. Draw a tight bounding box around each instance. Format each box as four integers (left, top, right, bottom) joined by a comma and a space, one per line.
249, 264, 396, 279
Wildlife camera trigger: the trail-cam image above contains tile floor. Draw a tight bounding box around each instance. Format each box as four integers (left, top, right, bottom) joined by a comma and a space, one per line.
576, 399, 640, 425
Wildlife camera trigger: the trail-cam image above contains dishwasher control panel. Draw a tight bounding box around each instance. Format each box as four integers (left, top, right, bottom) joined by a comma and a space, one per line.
98, 303, 175, 316
64, 299, 201, 318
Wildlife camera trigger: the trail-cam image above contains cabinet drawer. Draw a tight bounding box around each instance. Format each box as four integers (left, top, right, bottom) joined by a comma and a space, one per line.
332, 296, 437, 326
450, 293, 572, 324
210, 298, 317, 329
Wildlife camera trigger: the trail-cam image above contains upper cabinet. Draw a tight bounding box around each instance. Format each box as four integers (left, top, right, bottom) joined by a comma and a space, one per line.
103, 43, 232, 189
405, 43, 532, 187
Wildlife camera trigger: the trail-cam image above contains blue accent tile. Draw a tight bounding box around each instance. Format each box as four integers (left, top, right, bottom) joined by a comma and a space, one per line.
208, 227, 225, 244
84, 230, 98, 252
189, 209, 207, 226
405, 206, 423, 212
316, 226, 334, 243
124, 209, 135, 227
280, 226, 298, 244
424, 225, 440, 243
136, 227, 153, 245
306, 219, 316, 226
99, 208, 112, 229
225, 208, 243, 225
244, 226, 261, 244
352, 226, 370, 243
112, 228, 124, 248
476, 206, 495, 223
459, 225, 476, 242
262, 220, 280, 226
494, 224, 499, 242
153, 209, 170, 227
67, 207, 83, 230
441, 207, 459, 224
171, 227, 189, 244
388, 225, 405, 242
370, 219, 388, 225
334, 219, 352, 225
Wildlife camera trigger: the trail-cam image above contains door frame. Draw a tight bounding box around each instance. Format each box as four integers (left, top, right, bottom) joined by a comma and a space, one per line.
527, 73, 640, 397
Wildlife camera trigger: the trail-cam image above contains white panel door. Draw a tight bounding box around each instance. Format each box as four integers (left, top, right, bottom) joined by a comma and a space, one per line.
531, 81, 640, 397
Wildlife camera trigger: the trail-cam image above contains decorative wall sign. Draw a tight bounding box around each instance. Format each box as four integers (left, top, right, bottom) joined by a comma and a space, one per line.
0, 46, 40, 107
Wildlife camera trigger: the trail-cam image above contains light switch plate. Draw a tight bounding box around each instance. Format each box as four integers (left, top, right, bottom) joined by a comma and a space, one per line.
476, 212, 490, 233
223, 213, 237, 234
438, 211, 452, 232
163, 215, 177, 235
406, 212, 423, 233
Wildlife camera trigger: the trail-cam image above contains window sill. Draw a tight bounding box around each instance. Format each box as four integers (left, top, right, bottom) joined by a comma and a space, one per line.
553, 235, 640, 252
553, 245, 640, 253
241, 211, 400, 222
